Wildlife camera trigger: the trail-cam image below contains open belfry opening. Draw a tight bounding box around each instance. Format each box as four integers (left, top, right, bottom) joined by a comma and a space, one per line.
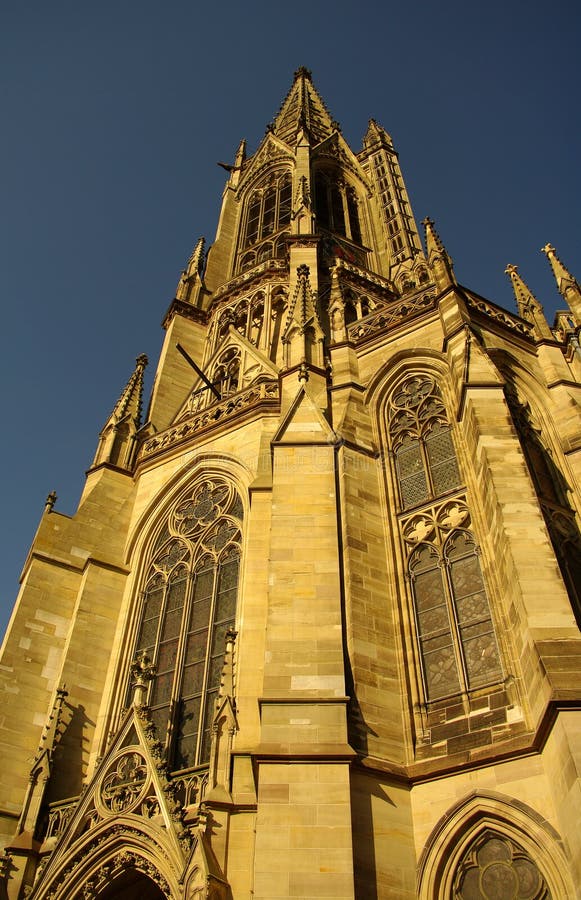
1, 68, 581, 899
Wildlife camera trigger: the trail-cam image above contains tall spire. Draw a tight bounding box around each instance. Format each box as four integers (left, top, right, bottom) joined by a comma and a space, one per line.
423, 217, 456, 291
91, 354, 148, 470
541, 243, 581, 323
505, 264, 553, 340
271, 67, 337, 145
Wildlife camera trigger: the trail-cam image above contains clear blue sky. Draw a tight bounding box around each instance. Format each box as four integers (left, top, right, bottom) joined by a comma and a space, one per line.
1, 1, 580, 636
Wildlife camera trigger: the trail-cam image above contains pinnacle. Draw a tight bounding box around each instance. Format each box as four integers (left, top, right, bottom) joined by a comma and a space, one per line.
422, 217, 446, 255
506, 263, 552, 339
111, 354, 148, 425
271, 69, 337, 145
422, 218, 456, 289
542, 242, 581, 319
505, 262, 537, 310
541, 242, 579, 291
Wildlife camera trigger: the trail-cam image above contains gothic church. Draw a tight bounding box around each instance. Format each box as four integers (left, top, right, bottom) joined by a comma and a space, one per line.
1, 68, 581, 899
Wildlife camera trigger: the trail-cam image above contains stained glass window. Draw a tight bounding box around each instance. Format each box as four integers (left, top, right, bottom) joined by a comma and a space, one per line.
131, 478, 243, 770
389, 375, 502, 702
410, 532, 502, 701
389, 376, 461, 510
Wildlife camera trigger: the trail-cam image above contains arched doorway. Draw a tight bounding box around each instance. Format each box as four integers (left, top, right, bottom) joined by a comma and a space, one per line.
97, 869, 167, 900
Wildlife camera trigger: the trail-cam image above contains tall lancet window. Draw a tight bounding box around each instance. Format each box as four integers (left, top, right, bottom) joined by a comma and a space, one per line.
388, 375, 502, 702
132, 478, 243, 770
314, 171, 362, 245
242, 172, 292, 250
389, 375, 461, 509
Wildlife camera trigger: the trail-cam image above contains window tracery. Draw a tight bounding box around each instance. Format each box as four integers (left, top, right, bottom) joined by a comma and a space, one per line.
242, 172, 292, 251
388, 375, 461, 509
212, 348, 241, 398
388, 375, 502, 703
453, 829, 551, 899
131, 478, 243, 771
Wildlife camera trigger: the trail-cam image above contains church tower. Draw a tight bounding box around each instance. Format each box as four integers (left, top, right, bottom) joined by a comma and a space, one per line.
1, 68, 581, 899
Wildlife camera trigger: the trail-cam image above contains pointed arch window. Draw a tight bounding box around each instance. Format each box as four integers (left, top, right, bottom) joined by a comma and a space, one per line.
388, 375, 503, 703
389, 376, 461, 510
131, 478, 243, 771
410, 532, 502, 701
242, 172, 292, 250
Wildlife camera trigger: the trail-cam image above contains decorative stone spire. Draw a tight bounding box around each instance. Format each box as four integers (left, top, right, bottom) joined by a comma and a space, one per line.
329, 265, 347, 343
217, 628, 237, 702
423, 217, 456, 291
91, 354, 148, 470
34, 686, 68, 766
176, 237, 205, 301
13, 686, 69, 840
234, 138, 246, 168
282, 264, 325, 370
205, 630, 238, 803
111, 354, 148, 424
541, 243, 581, 323
271, 68, 337, 145
505, 264, 553, 340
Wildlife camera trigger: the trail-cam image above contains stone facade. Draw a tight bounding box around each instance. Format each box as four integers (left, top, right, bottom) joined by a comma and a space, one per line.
1, 68, 580, 899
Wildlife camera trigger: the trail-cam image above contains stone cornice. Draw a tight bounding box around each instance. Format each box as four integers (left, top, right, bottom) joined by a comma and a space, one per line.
162, 298, 209, 330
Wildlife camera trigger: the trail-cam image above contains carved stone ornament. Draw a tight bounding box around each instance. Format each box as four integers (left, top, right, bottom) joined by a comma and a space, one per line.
400, 496, 469, 546
97, 751, 148, 815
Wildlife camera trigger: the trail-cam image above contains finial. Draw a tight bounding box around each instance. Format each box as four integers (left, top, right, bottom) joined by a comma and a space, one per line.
293, 66, 312, 81
422, 217, 456, 290
136, 353, 148, 369
44, 491, 57, 513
